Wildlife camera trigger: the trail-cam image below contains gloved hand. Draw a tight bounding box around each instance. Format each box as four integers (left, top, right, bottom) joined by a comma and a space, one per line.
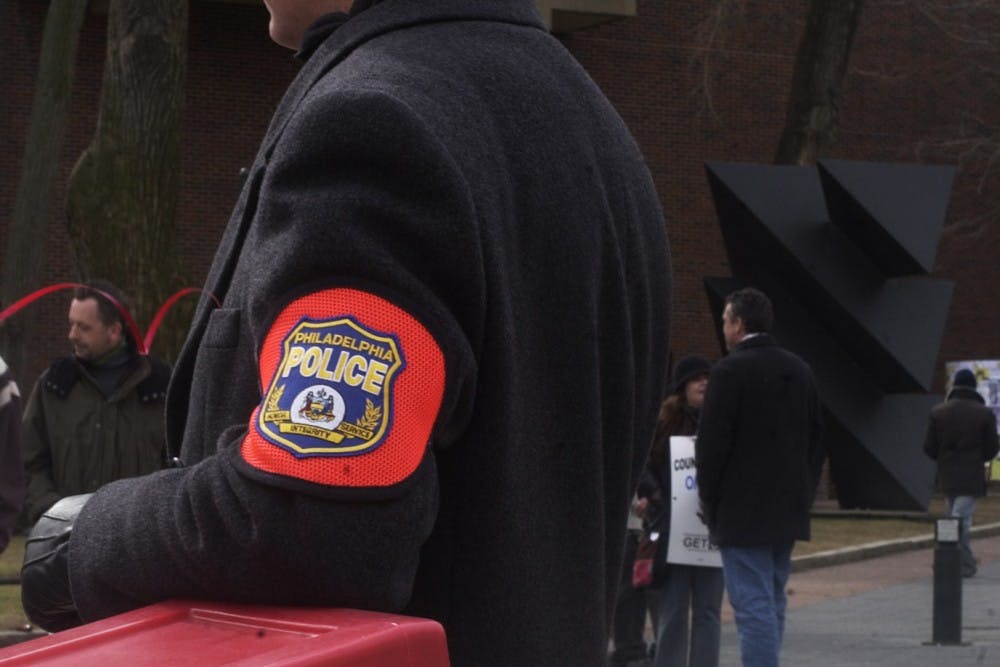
21, 494, 93, 632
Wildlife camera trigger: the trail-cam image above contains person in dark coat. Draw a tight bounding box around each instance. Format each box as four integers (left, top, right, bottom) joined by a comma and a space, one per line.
20, 281, 169, 524
695, 288, 824, 667
610, 492, 656, 667
646, 354, 724, 667
615, 355, 717, 667
19, 2, 672, 665
923, 368, 1000, 577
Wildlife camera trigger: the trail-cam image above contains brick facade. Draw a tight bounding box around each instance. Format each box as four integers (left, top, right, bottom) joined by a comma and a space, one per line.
2, 1, 997, 393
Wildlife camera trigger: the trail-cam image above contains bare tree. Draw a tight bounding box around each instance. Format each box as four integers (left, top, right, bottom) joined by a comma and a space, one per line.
903, 0, 1000, 230
0, 0, 89, 376
688, 0, 748, 121
774, 0, 866, 165
690, 0, 866, 166
65, 0, 189, 355
692, 1, 997, 222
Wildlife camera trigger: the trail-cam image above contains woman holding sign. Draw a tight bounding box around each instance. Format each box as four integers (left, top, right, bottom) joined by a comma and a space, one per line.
640, 354, 724, 667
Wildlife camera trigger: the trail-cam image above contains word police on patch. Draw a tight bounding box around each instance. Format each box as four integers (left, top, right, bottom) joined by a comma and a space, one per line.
256, 316, 405, 457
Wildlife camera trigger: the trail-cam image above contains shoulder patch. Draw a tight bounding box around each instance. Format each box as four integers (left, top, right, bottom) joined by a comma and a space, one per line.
257, 316, 405, 457
241, 287, 445, 489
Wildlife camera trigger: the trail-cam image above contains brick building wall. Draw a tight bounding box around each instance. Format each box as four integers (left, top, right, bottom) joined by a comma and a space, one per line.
2, 0, 997, 394
1, 1, 299, 383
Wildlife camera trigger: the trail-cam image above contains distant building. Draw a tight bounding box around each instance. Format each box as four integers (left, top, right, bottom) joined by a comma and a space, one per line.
1, 0, 996, 392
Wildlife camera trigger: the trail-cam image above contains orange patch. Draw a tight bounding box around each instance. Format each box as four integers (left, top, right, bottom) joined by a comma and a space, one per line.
241, 288, 445, 488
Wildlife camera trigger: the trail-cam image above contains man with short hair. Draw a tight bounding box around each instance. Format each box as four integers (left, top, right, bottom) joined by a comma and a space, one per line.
695, 287, 824, 667
923, 368, 1000, 577
20, 2, 671, 664
20, 281, 169, 523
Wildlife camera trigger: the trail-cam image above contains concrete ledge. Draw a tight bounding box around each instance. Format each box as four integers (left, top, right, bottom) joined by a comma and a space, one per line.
792, 521, 1000, 572
535, 0, 637, 33
810, 508, 934, 521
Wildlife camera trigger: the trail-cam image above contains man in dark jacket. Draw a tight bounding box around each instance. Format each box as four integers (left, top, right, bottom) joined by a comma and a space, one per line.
923, 368, 1000, 577
20, 1, 672, 665
0, 307, 25, 553
20, 281, 169, 524
695, 288, 824, 667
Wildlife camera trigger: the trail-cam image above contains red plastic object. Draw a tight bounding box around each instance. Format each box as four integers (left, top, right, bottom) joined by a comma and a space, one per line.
0, 601, 449, 666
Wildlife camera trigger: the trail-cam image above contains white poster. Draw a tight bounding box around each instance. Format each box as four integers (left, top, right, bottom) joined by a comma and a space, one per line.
666, 436, 722, 568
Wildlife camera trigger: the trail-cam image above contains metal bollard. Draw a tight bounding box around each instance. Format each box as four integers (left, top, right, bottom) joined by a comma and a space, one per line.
930, 517, 963, 645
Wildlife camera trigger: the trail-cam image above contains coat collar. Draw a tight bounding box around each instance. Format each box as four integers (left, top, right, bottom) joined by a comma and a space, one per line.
260, 0, 546, 159
946, 385, 985, 404
732, 332, 776, 353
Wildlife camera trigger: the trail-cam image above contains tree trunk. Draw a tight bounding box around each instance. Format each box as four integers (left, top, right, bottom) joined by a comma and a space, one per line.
774, 0, 866, 165
0, 0, 89, 377
65, 0, 189, 358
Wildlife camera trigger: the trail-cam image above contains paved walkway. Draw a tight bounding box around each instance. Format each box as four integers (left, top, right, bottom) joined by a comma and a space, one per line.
9, 524, 1000, 663
717, 532, 1000, 665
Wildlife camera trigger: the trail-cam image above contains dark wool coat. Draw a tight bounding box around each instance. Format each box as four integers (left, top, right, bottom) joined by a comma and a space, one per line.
638, 395, 698, 585
641, 396, 698, 536
695, 334, 824, 547
923, 386, 1000, 498
67, 2, 671, 665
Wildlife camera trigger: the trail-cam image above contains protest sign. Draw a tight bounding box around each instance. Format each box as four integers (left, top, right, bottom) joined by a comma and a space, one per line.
666, 436, 721, 568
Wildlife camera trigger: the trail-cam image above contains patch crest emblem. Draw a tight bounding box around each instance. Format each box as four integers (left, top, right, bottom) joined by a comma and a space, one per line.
256, 316, 405, 457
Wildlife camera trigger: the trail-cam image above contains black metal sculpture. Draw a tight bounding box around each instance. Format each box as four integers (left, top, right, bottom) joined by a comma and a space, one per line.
704, 159, 955, 510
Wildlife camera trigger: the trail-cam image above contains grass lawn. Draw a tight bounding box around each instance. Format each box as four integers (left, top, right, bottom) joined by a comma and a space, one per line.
796, 492, 1000, 557
0, 536, 29, 631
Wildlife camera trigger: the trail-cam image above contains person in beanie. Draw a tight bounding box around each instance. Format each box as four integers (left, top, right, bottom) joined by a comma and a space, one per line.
923, 368, 1000, 577
19, 1, 672, 665
611, 358, 711, 667
638, 354, 723, 667
695, 288, 824, 667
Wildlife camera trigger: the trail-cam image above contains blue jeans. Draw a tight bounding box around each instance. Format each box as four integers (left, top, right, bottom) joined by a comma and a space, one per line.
947, 496, 977, 575
720, 544, 793, 667
653, 564, 724, 667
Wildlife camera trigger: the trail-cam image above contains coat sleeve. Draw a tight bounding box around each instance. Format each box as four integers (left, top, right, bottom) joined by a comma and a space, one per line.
20, 378, 61, 525
807, 370, 826, 489
923, 412, 940, 461
68, 86, 479, 623
695, 365, 739, 527
983, 411, 999, 462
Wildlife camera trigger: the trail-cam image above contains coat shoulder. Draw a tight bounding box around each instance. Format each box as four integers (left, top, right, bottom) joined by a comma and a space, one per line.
42, 356, 79, 398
